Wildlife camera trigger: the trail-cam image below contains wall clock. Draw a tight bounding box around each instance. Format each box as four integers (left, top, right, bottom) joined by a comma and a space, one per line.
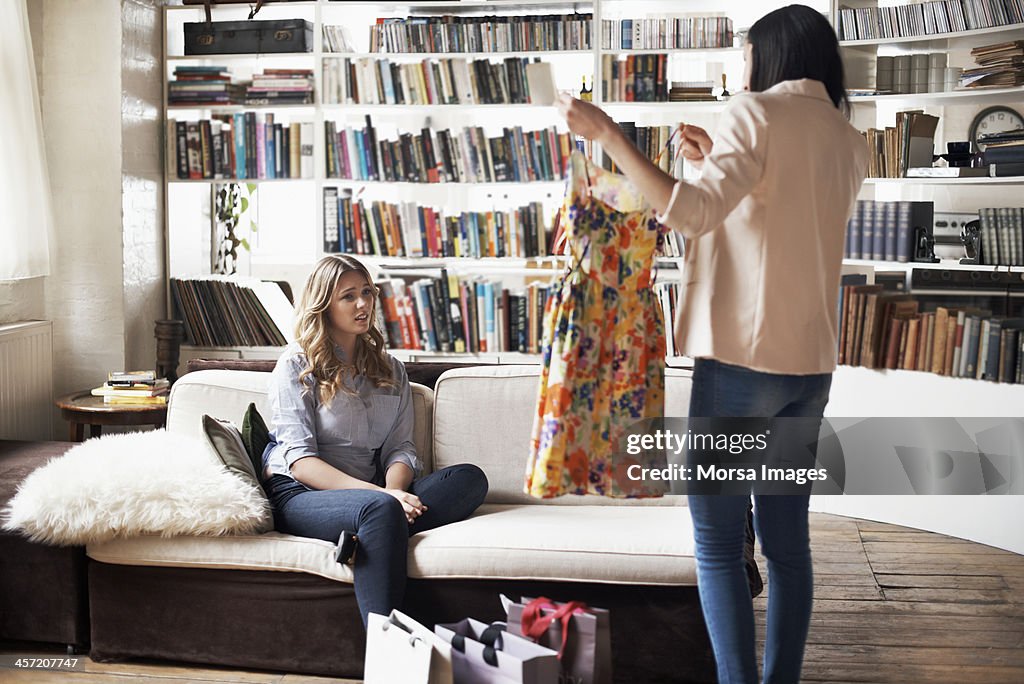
969, 105, 1024, 151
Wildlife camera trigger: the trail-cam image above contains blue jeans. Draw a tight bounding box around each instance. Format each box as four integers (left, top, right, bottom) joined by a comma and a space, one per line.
266, 464, 488, 626
688, 358, 831, 684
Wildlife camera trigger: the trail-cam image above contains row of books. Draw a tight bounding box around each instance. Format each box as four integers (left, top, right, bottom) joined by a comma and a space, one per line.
376, 274, 681, 355
600, 54, 670, 102
838, 280, 1024, 383
377, 274, 551, 353
170, 277, 293, 347
324, 120, 573, 184
838, 0, 1024, 40
862, 111, 939, 179
604, 122, 687, 178
323, 192, 555, 259
962, 40, 1024, 88
322, 56, 557, 106
91, 371, 169, 405
365, 15, 594, 54
875, 53, 949, 95
599, 17, 734, 50
977, 207, 1024, 266
168, 115, 314, 180
844, 201, 934, 263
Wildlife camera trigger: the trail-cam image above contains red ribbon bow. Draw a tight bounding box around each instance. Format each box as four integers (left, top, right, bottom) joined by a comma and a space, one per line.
519, 596, 589, 660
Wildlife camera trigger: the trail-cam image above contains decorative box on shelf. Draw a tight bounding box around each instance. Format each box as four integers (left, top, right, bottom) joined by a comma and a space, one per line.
184, 19, 313, 55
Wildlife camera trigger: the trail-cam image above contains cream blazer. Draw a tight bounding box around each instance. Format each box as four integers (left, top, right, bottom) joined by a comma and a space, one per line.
658, 79, 868, 375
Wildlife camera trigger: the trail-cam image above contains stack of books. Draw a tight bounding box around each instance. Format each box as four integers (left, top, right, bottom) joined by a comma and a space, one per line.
961, 40, 1024, 88
245, 69, 314, 106
168, 66, 244, 106
668, 81, 716, 102
91, 371, 169, 405
980, 129, 1024, 169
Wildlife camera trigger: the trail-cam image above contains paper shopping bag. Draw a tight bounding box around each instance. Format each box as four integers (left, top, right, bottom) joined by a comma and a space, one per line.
365, 610, 454, 684
502, 596, 612, 684
435, 617, 560, 684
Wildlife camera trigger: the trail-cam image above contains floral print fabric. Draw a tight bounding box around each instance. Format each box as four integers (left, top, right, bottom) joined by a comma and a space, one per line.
526, 152, 668, 498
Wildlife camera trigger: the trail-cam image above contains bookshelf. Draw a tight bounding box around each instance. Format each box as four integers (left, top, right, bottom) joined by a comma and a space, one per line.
163, 0, 1023, 379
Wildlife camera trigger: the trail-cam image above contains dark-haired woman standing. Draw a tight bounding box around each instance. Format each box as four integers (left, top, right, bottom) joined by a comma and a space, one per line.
557, 6, 867, 682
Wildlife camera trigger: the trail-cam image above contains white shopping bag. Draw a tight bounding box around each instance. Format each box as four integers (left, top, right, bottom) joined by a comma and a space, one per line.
365, 610, 454, 684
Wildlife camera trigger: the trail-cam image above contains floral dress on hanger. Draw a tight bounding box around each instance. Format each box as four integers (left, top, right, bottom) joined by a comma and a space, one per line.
526, 151, 669, 498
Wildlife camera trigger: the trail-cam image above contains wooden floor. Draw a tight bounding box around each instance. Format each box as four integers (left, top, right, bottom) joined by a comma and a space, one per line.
2, 513, 1022, 683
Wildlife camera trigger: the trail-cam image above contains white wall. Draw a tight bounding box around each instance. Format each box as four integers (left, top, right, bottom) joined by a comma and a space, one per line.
121, 0, 165, 373
5, 1, 163, 431
41, 0, 127, 399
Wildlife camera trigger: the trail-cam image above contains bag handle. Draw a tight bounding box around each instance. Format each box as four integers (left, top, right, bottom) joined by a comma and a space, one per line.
520, 596, 589, 660
450, 634, 500, 667
201, 0, 266, 24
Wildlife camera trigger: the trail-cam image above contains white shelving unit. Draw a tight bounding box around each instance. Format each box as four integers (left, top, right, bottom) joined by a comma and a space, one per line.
164, 0, 1023, 367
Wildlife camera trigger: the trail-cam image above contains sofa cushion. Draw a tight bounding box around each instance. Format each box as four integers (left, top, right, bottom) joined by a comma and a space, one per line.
168, 370, 435, 472
88, 532, 354, 584
432, 366, 693, 505
408, 504, 697, 585
88, 504, 697, 587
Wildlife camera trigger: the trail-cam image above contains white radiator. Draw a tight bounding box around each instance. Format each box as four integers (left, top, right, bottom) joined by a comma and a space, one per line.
0, 320, 53, 441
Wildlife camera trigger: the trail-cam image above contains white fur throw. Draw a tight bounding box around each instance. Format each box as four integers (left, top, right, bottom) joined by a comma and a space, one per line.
2, 430, 272, 546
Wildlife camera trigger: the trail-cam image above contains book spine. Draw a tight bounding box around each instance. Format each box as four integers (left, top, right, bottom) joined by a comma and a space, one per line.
323, 187, 339, 253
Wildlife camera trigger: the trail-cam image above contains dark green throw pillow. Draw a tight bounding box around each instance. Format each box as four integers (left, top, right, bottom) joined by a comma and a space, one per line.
241, 402, 270, 483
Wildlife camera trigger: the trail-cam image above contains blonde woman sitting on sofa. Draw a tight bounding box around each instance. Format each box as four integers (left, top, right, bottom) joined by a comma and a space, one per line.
262, 255, 488, 626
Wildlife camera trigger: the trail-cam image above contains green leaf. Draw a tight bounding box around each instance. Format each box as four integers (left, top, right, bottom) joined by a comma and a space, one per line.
250, 222, 258, 233
240, 197, 249, 214
246, 183, 258, 195
239, 238, 250, 251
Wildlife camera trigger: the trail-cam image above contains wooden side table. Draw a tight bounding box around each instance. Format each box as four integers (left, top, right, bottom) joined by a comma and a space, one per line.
55, 391, 167, 442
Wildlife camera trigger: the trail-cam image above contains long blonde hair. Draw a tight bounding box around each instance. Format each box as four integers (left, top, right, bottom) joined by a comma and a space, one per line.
294, 255, 394, 404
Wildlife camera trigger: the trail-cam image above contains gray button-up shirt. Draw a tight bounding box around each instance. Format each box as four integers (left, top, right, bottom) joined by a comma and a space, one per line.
264, 343, 420, 484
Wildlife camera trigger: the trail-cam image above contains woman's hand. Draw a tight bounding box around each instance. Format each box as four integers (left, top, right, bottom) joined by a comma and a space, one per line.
384, 488, 427, 524
556, 93, 617, 143
680, 124, 713, 170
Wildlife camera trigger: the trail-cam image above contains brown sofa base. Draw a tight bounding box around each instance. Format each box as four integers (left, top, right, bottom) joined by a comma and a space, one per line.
88, 560, 714, 683
88, 561, 367, 678
0, 440, 89, 650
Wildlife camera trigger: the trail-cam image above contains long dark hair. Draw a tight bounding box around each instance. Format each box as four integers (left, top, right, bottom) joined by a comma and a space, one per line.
747, 5, 848, 111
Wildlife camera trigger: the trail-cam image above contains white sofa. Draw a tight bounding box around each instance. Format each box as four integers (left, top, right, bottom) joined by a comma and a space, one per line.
85, 365, 735, 682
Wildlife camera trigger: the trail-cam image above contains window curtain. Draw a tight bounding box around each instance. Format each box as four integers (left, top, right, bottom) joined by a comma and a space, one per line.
0, 0, 52, 281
